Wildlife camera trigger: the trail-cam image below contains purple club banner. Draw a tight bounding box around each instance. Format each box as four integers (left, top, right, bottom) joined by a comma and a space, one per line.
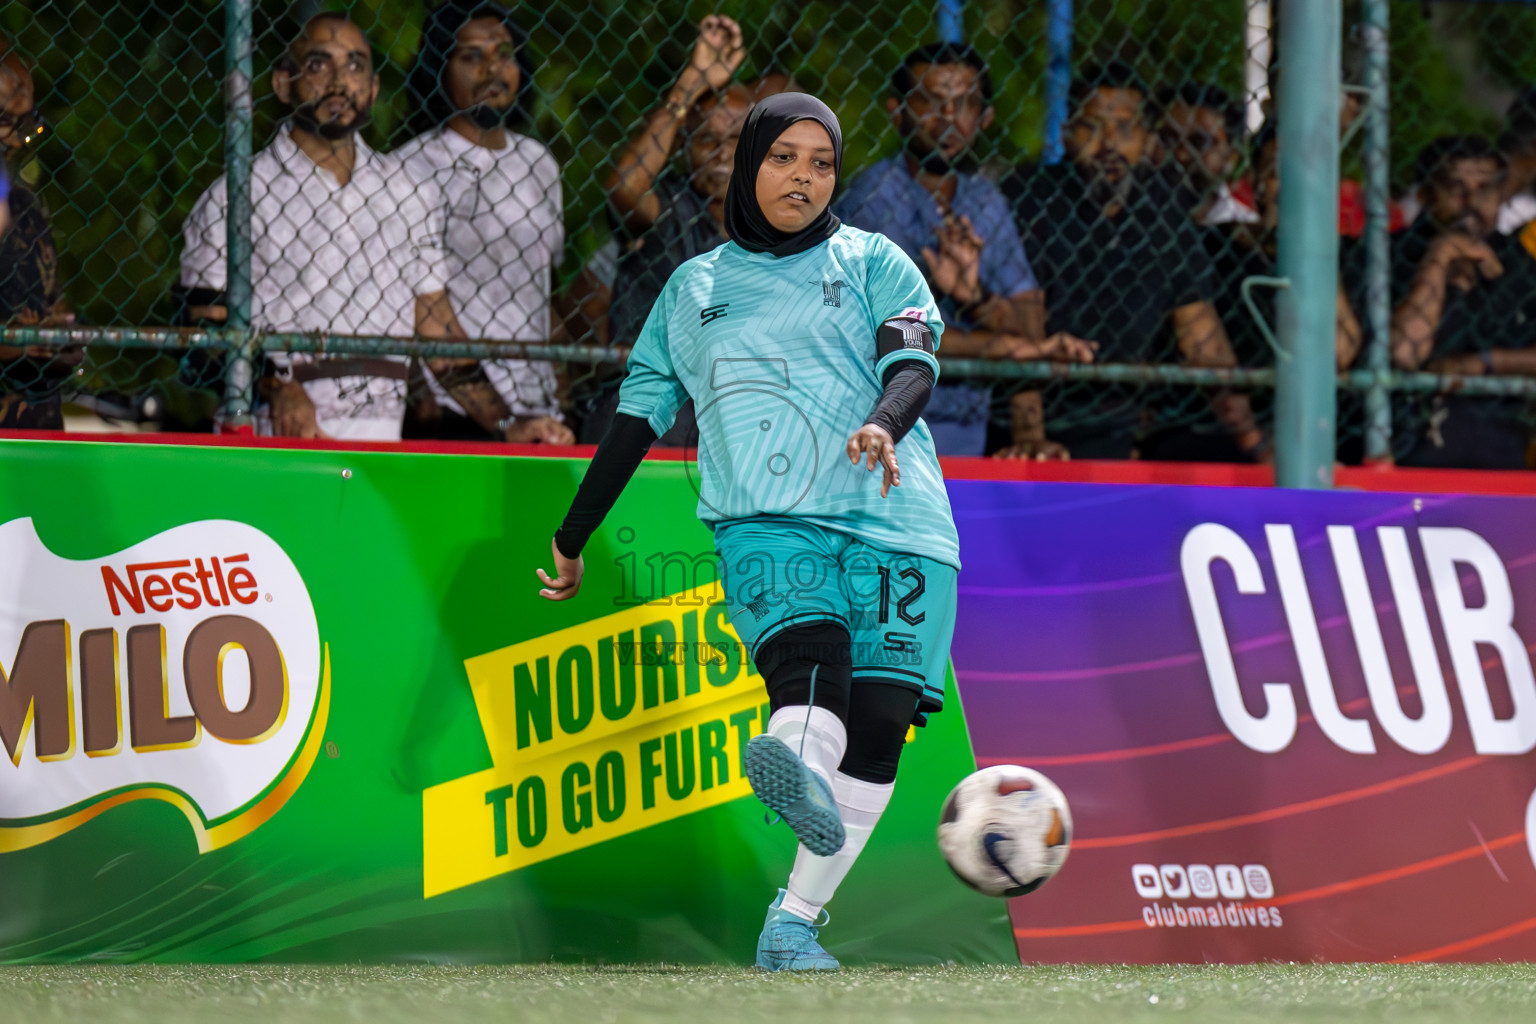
946, 480, 1536, 963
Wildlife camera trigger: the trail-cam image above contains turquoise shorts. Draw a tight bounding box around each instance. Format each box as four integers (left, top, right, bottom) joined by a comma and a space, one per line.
713, 517, 958, 722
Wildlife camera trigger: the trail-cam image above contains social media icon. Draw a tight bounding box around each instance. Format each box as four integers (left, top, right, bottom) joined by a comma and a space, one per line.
1243, 864, 1274, 899
1159, 864, 1190, 899
1187, 864, 1218, 899
1215, 864, 1247, 899
1131, 864, 1163, 899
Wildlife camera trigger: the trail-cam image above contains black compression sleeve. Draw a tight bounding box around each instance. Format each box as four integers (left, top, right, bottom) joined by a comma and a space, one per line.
553, 413, 658, 558
864, 361, 936, 444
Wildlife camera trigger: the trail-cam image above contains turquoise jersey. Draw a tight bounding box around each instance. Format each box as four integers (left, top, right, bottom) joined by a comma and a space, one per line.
616, 225, 961, 570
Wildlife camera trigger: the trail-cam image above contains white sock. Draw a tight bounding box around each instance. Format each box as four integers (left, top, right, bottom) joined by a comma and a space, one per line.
766, 706, 846, 788
780, 772, 895, 922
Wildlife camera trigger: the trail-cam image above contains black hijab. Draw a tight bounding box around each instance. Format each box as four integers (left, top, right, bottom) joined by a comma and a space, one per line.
724, 93, 844, 257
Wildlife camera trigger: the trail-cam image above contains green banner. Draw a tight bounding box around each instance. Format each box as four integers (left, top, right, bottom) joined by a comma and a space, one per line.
0, 440, 1010, 965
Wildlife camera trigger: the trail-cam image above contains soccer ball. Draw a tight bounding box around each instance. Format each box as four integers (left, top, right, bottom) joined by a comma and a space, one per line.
937, 765, 1072, 897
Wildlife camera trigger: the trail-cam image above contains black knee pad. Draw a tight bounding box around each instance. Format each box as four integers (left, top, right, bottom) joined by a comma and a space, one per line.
753, 621, 852, 721
840, 682, 920, 784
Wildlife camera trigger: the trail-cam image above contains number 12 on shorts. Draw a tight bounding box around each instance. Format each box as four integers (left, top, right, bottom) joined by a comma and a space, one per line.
875, 565, 926, 626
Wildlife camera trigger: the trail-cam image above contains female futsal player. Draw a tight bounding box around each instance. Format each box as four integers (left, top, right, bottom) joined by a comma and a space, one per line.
537, 93, 960, 972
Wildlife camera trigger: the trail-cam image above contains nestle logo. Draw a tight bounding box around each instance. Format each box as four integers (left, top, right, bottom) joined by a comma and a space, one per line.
101, 556, 260, 616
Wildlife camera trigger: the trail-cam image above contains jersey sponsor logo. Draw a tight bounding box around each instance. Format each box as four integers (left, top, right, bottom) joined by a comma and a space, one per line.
893, 321, 929, 349
0, 517, 328, 855
898, 307, 928, 322
699, 303, 730, 327
820, 279, 846, 307
876, 317, 936, 359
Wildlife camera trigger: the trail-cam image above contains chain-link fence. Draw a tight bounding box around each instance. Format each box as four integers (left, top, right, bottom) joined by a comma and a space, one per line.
0, 1, 1532, 465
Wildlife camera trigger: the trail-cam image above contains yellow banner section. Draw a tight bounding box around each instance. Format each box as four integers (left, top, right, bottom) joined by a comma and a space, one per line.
464, 582, 758, 768
424, 583, 770, 897
423, 687, 769, 897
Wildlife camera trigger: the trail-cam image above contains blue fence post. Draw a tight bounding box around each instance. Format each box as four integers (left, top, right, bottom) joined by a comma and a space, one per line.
1043, 0, 1073, 164
221, 0, 255, 429
937, 0, 963, 43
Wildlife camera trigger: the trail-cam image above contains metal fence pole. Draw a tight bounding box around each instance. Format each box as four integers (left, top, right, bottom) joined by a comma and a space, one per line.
1274, 0, 1340, 489
1042, 0, 1072, 165
936, 0, 963, 43
221, 0, 255, 429
1361, 0, 1392, 462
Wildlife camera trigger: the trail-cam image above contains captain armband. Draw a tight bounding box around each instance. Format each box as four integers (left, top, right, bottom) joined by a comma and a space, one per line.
875, 316, 936, 360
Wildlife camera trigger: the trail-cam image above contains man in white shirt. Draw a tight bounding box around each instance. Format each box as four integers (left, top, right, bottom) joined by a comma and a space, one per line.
395, 0, 573, 444
180, 13, 514, 440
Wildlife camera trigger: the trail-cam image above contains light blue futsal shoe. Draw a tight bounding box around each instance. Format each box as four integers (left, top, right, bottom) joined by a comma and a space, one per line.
755, 889, 840, 972
743, 733, 845, 856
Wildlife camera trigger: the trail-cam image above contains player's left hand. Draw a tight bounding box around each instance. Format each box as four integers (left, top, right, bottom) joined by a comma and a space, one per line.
537, 536, 584, 601
847, 423, 900, 498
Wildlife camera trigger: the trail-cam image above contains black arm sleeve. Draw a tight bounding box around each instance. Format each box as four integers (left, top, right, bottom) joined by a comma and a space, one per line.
553, 413, 658, 558
864, 361, 936, 444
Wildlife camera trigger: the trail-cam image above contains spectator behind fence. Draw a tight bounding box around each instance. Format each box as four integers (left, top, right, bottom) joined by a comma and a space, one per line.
180, 14, 511, 440
1334, 60, 1402, 238
1157, 82, 1257, 228
1494, 88, 1536, 234
1263, 56, 1403, 237
1397, 93, 1536, 237
0, 38, 70, 429
1352, 135, 1536, 469
397, 0, 573, 444
560, 237, 619, 348
998, 62, 1263, 461
1216, 125, 1362, 368
587, 16, 757, 444
835, 42, 1093, 457
1194, 124, 1363, 460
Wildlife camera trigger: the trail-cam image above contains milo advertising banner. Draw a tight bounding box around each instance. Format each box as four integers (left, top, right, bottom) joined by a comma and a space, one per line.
0, 441, 1006, 964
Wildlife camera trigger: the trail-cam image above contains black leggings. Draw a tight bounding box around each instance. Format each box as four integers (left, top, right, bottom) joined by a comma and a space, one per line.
754, 621, 921, 785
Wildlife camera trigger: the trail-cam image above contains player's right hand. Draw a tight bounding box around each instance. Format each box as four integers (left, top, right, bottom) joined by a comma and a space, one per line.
537, 536, 584, 601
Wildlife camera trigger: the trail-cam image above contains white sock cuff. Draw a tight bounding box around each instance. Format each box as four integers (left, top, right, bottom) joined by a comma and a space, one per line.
833, 772, 895, 815
767, 706, 847, 751
779, 890, 823, 923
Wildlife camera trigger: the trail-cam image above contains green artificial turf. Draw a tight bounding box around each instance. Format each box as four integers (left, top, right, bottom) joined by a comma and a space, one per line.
4, 964, 1536, 1023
